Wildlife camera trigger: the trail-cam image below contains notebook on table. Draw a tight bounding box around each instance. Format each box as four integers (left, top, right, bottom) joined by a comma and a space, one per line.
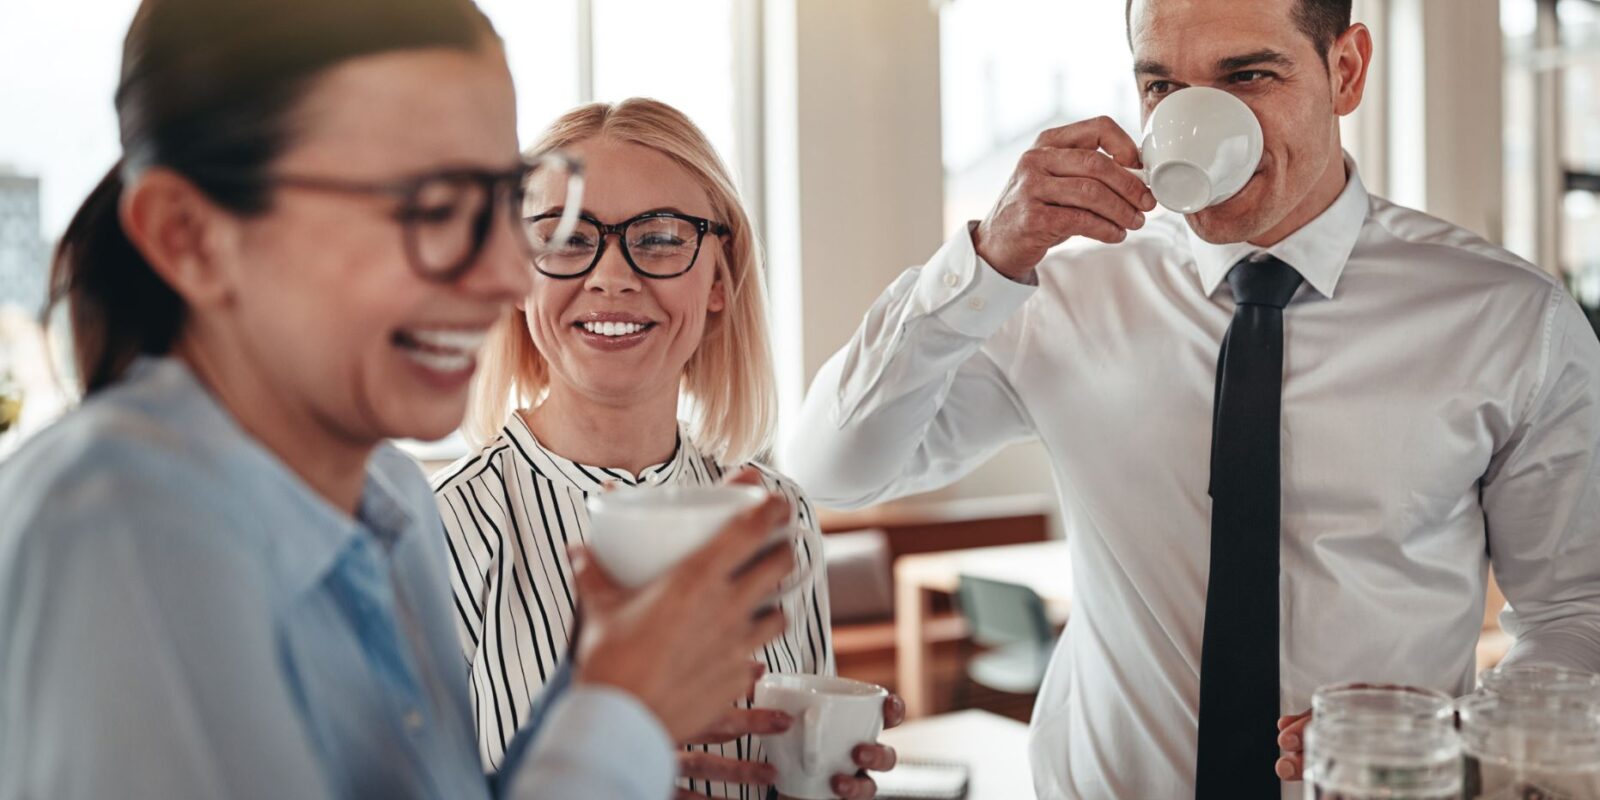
871, 757, 971, 800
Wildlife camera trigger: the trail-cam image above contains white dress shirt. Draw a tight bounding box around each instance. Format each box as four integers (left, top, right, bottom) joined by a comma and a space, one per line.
783, 160, 1600, 799
433, 413, 835, 800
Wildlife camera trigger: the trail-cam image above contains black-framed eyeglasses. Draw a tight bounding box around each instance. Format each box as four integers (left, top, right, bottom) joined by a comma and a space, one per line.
189, 152, 585, 282
524, 210, 731, 279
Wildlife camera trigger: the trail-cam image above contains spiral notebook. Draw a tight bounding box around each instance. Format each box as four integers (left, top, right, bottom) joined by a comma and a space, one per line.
870, 757, 972, 800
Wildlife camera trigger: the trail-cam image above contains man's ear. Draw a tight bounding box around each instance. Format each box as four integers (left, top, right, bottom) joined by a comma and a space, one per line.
1330, 23, 1374, 117
119, 167, 244, 309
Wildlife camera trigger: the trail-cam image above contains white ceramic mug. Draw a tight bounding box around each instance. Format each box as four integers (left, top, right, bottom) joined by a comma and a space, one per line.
755, 673, 888, 800
1127, 86, 1263, 214
585, 484, 767, 588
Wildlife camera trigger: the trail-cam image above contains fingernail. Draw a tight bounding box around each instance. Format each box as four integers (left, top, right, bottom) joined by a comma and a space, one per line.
1276, 760, 1293, 779
1134, 212, 1145, 227
773, 712, 793, 730
1283, 733, 1299, 749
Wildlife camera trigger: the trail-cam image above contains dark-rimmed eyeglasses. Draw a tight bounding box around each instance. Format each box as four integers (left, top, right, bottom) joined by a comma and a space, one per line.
524, 210, 731, 279
188, 152, 585, 282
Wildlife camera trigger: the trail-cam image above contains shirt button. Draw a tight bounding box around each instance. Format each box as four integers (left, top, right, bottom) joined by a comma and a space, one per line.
404, 709, 424, 732
943, 271, 960, 289
968, 296, 987, 312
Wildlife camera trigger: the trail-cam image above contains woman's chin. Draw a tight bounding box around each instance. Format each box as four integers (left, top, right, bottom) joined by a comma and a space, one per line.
381, 400, 469, 444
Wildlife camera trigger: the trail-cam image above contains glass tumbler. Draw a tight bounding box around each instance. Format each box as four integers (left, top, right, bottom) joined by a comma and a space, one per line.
1304, 715, 1462, 800
1478, 664, 1600, 707
1312, 683, 1456, 729
1458, 691, 1600, 800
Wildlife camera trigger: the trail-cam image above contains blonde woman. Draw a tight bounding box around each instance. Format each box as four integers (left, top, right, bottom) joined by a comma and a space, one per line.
432, 98, 900, 800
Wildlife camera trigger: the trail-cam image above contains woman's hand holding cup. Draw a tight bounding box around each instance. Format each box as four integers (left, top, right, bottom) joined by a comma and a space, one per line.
823, 693, 905, 800
757, 673, 905, 799
569, 494, 797, 743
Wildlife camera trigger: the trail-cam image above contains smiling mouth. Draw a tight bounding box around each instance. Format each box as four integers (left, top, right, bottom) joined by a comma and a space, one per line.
575, 320, 657, 338
393, 327, 488, 374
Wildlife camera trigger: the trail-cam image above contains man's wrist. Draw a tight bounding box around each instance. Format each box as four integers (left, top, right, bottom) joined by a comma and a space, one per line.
971, 223, 1039, 283
985, 257, 1038, 286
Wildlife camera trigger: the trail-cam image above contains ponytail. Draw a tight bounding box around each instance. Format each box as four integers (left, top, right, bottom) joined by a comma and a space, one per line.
47, 162, 184, 394
47, 0, 496, 394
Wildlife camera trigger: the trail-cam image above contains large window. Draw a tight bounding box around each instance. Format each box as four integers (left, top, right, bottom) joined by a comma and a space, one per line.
939, 0, 1140, 234
0, 1, 746, 262
0, 0, 751, 458
931, 0, 1138, 504
1503, 0, 1600, 329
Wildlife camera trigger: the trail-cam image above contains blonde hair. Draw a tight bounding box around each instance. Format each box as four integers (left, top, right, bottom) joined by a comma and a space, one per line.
467, 98, 778, 466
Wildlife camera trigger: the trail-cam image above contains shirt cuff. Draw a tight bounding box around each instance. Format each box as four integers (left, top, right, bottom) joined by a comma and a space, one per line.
912, 222, 1038, 339
536, 685, 676, 799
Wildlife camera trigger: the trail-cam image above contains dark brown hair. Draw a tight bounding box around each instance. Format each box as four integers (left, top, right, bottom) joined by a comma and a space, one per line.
1126, 0, 1354, 63
49, 0, 496, 393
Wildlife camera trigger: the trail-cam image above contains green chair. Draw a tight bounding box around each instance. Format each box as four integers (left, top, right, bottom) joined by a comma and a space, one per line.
955, 574, 1056, 694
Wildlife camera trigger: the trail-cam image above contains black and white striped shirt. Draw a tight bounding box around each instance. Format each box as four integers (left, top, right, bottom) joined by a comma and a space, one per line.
432, 413, 834, 799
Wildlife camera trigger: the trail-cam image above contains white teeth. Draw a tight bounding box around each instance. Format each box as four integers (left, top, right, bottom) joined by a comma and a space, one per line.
395, 326, 486, 374
581, 321, 647, 337
406, 328, 488, 353
401, 348, 473, 373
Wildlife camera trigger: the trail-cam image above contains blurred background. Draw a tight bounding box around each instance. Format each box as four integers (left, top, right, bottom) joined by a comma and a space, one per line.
0, 0, 1594, 770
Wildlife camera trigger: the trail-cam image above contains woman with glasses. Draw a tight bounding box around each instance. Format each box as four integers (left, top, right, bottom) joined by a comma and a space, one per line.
0, 1, 795, 798
435, 98, 901, 800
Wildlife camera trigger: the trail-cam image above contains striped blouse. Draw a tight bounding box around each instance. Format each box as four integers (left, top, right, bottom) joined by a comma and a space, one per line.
432, 413, 835, 799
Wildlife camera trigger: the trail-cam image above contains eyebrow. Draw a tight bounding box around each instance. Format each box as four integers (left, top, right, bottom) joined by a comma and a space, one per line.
634, 206, 692, 217
531, 206, 696, 221
1216, 50, 1292, 72
1133, 59, 1170, 78
1133, 49, 1293, 79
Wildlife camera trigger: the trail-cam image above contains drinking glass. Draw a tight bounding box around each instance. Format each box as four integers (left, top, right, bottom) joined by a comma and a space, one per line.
1458, 692, 1600, 800
1312, 683, 1456, 730
1303, 715, 1462, 800
1478, 664, 1600, 706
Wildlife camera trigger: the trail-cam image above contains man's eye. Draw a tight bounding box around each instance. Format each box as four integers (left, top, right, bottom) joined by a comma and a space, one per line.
1146, 81, 1175, 97
1231, 70, 1273, 85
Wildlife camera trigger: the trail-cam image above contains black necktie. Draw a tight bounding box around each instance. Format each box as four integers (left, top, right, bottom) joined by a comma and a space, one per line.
1195, 254, 1302, 799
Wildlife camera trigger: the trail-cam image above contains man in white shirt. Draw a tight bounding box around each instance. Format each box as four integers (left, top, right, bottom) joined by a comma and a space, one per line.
782, 0, 1600, 798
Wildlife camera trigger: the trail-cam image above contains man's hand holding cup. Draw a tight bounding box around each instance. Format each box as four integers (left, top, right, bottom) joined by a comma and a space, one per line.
973, 116, 1157, 282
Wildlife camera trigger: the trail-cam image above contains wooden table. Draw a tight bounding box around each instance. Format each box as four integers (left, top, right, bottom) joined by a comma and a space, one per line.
894, 540, 1072, 718
873, 709, 1035, 799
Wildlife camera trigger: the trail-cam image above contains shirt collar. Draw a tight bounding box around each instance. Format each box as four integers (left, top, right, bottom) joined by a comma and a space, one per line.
129, 357, 417, 599
1186, 152, 1370, 300
504, 411, 692, 492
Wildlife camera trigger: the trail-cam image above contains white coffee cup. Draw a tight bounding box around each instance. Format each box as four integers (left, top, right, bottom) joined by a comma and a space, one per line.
1127, 86, 1263, 214
585, 484, 767, 588
755, 673, 889, 800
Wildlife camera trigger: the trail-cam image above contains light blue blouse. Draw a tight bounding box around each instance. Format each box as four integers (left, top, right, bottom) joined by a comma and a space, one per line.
0, 358, 672, 800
